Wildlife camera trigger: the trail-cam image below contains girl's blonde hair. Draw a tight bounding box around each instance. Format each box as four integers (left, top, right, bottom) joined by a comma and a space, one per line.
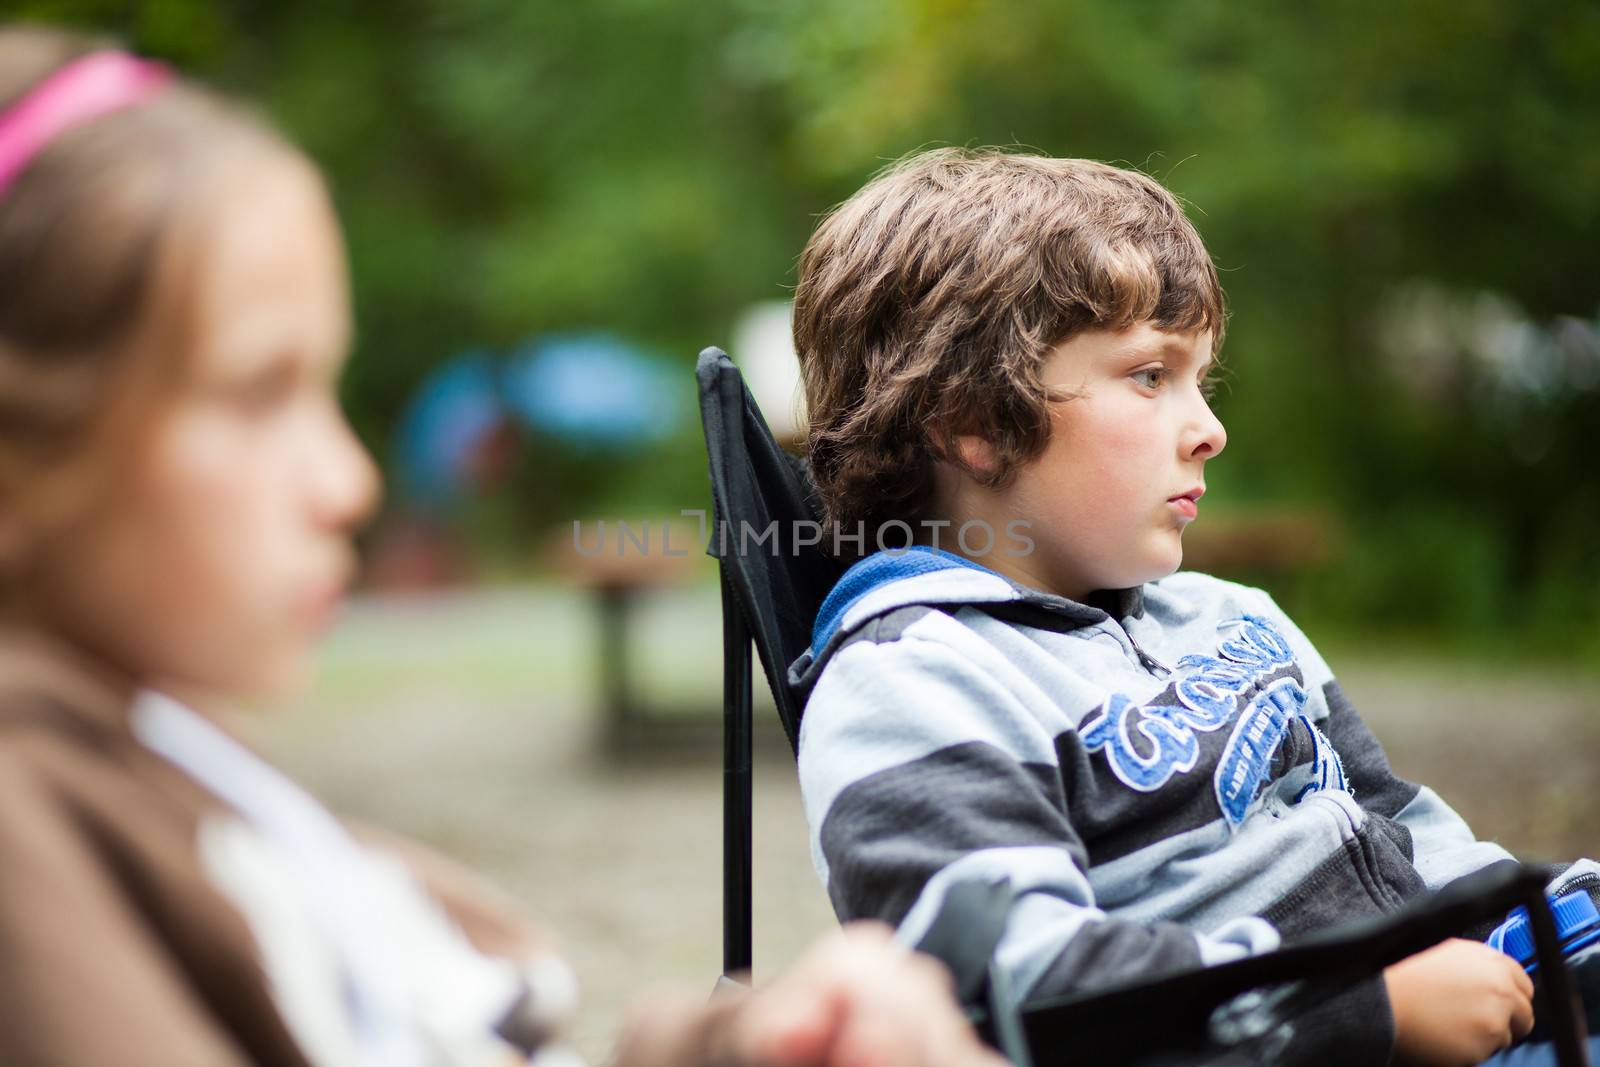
0, 25, 299, 540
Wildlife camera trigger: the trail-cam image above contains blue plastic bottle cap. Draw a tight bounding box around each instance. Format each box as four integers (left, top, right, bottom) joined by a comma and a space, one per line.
1501, 909, 1535, 965
1492, 891, 1600, 970
1553, 891, 1600, 956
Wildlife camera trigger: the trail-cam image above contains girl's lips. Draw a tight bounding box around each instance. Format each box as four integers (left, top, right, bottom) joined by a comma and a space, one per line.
298, 582, 349, 631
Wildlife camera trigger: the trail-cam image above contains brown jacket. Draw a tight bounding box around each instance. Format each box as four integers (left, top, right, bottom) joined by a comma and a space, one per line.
0, 628, 561, 1067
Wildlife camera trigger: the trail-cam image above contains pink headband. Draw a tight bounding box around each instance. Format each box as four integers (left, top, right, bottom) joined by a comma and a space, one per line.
0, 51, 172, 200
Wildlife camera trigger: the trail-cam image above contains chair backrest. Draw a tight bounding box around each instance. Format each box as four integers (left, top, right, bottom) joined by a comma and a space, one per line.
695, 347, 847, 752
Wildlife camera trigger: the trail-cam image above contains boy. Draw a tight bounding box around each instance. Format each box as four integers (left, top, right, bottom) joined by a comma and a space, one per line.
788, 149, 1593, 1067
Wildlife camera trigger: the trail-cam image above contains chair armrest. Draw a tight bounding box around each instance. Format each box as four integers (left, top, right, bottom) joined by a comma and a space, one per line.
916, 863, 1588, 1066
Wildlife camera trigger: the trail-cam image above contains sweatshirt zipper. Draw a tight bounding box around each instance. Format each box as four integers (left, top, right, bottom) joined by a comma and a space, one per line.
1111, 620, 1171, 677
1557, 872, 1600, 899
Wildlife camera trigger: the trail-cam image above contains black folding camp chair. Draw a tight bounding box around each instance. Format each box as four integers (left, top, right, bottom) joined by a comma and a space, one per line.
695, 345, 1589, 1066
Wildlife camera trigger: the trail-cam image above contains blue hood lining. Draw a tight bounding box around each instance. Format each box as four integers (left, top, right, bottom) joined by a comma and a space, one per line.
810, 547, 997, 656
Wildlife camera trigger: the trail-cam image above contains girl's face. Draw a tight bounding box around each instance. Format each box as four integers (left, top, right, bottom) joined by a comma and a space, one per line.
21, 153, 380, 706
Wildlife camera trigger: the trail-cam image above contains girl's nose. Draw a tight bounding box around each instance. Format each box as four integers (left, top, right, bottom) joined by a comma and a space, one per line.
312, 411, 382, 530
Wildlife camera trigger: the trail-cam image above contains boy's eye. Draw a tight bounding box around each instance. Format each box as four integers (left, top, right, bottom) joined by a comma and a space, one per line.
1131, 366, 1168, 390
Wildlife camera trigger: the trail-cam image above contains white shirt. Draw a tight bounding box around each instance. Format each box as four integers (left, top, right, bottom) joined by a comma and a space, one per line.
129, 690, 578, 1067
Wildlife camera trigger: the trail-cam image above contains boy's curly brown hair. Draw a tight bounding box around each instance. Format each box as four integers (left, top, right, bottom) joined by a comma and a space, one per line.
793, 148, 1226, 552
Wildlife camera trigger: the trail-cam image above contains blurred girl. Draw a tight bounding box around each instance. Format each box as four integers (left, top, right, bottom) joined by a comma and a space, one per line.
0, 26, 998, 1067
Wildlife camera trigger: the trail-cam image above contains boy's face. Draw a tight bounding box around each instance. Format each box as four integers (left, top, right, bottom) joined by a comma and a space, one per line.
944, 323, 1224, 602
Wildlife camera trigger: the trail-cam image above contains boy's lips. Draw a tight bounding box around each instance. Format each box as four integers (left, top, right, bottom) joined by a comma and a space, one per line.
1168, 486, 1204, 522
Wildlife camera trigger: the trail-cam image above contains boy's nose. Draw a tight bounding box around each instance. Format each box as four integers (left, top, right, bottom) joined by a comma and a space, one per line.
1185, 400, 1227, 461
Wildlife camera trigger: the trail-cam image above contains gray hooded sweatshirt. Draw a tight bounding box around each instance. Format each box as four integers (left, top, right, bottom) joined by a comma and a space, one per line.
790, 546, 1597, 1065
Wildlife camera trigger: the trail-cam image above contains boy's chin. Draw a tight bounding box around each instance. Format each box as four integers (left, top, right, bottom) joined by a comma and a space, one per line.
1115, 547, 1185, 589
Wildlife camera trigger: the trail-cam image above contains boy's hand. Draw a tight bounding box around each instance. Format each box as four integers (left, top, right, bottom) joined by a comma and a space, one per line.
1385, 938, 1536, 1067
617, 922, 1006, 1067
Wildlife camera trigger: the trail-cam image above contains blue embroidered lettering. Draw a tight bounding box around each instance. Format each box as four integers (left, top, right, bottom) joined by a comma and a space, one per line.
1174, 655, 1255, 721
1079, 694, 1206, 791
1214, 678, 1307, 825
1080, 614, 1343, 820
1217, 615, 1295, 670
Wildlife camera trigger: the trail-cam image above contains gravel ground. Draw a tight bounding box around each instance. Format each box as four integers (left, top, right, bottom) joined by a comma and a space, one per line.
241, 582, 1600, 1062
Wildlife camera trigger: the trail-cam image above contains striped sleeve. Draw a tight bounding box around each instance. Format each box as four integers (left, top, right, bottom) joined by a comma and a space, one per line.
797, 620, 1277, 1006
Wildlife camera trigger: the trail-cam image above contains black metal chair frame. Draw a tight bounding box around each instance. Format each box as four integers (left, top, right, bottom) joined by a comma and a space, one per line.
696, 345, 1589, 1066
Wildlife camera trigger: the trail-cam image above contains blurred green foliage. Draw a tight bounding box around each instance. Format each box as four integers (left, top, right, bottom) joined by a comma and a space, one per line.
12, 0, 1600, 657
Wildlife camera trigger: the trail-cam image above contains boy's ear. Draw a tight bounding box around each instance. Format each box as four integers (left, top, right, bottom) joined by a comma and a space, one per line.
952, 434, 1000, 478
